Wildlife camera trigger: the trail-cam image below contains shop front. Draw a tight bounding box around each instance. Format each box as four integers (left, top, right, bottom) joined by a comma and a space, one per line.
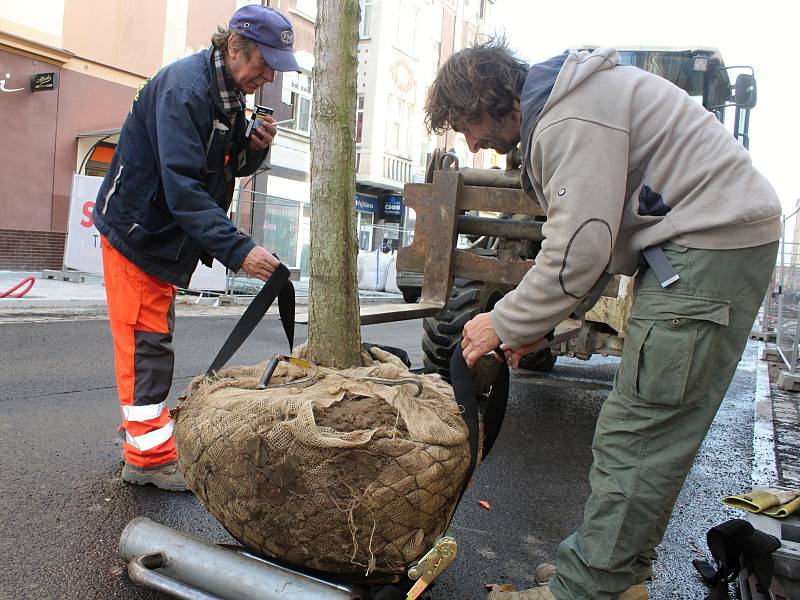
355, 193, 377, 250
0, 41, 136, 270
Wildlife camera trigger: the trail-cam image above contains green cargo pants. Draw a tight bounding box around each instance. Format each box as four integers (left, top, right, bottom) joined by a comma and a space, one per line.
550, 241, 778, 600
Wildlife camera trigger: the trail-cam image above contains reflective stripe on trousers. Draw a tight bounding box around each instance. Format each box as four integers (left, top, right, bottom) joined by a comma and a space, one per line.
101, 237, 178, 468
123, 421, 174, 452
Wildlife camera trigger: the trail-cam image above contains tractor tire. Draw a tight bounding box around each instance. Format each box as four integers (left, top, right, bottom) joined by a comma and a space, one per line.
421, 279, 507, 381
517, 345, 557, 372
401, 288, 420, 304
421, 279, 556, 381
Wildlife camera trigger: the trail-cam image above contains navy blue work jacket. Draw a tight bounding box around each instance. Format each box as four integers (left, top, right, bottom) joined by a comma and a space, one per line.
93, 49, 268, 288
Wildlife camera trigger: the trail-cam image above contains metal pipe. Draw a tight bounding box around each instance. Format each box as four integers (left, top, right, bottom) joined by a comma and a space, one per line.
128, 553, 223, 600
457, 215, 543, 242
459, 168, 522, 188
119, 517, 365, 600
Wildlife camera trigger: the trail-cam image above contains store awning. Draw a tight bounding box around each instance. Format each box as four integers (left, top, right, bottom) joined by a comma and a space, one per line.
76, 128, 122, 139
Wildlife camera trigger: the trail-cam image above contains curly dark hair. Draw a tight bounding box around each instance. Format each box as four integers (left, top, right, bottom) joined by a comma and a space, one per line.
425, 37, 529, 135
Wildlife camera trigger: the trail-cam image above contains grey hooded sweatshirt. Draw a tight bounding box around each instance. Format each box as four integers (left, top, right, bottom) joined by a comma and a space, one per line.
491, 48, 782, 348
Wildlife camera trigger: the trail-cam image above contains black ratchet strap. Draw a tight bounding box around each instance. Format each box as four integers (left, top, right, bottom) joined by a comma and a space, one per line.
448, 342, 510, 513
206, 263, 295, 375
693, 518, 780, 600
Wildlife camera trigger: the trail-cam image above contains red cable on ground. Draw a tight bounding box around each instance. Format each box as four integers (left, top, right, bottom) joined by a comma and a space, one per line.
0, 275, 36, 298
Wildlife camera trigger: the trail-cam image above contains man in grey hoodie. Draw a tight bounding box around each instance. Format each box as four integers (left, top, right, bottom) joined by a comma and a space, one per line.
425, 39, 781, 600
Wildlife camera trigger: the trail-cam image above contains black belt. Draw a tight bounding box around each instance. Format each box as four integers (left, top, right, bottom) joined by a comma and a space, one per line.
448, 343, 510, 517
206, 263, 295, 375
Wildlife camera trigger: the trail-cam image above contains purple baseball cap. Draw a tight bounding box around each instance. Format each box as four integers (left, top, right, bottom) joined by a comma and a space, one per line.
229, 5, 301, 73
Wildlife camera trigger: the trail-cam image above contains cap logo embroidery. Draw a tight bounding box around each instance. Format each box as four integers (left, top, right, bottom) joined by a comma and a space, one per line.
281, 30, 294, 45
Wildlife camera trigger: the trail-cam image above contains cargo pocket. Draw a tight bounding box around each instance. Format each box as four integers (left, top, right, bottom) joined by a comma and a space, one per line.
102, 242, 143, 325
617, 293, 730, 407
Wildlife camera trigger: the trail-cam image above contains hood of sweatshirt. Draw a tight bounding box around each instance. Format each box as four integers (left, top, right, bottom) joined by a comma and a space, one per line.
519, 48, 620, 155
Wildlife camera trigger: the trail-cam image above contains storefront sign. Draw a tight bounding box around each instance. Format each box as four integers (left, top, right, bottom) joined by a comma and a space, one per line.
64, 174, 226, 290
355, 193, 377, 213
0, 71, 25, 93
382, 195, 403, 222
31, 72, 57, 92
64, 174, 104, 275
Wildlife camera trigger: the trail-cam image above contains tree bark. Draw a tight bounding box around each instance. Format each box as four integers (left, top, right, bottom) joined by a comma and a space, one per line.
307, 0, 363, 369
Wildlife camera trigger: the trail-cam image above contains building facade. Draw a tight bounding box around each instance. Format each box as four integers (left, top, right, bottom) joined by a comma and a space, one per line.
0, 0, 246, 270
249, 0, 496, 275
0, 0, 495, 275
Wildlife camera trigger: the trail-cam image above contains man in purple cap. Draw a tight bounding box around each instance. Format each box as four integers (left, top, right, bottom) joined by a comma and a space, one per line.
92, 5, 301, 492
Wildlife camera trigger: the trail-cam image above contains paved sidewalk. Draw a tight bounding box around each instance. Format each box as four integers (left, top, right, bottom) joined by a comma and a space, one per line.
0, 270, 106, 308
0, 270, 403, 310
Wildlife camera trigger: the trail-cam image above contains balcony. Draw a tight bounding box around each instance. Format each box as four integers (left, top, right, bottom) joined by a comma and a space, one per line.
382, 154, 413, 185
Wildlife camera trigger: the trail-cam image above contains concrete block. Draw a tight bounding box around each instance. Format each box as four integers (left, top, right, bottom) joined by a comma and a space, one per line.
751, 329, 777, 342
777, 371, 800, 392
41, 269, 87, 283
746, 512, 800, 599
762, 346, 782, 362
218, 294, 254, 307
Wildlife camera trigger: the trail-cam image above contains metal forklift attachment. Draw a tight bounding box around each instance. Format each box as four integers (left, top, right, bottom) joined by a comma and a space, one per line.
119, 517, 366, 600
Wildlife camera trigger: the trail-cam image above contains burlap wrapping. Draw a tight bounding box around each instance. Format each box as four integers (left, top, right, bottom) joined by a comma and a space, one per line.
173, 347, 470, 578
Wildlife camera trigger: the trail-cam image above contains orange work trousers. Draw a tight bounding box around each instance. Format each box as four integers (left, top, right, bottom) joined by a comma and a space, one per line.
101, 238, 177, 468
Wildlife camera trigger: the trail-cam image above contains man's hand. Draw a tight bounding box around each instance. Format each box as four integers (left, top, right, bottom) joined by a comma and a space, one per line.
461, 312, 501, 368
500, 339, 546, 369
241, 246, 280, 281
248, 116, 277, 151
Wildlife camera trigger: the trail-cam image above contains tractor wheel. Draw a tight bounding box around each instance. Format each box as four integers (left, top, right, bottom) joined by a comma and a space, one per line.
421, 279, 556, 381
401, 288, 420, 304
421, 279, 507, 381
517, 345, 557, 372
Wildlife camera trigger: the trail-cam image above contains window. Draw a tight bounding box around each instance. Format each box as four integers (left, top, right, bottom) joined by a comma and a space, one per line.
262, 200, 301, 268
402, 207, 416, 247
359, 0, 372, 38
395, 1, 418, 56
85, 143, 116, 177
357, 210, 374, 250
430, 40, 441, 77
282, 71, 313, 134
418, 141, 430, 169
386, 95, 414, 157
295, 0, 317, 20
356, 95, 365, 143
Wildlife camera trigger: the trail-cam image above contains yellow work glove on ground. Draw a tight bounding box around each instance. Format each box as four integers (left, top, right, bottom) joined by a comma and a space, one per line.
723, 488, 800, 515
762, 495, 800, 518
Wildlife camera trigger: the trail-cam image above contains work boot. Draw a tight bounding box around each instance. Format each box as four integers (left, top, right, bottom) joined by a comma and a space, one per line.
486, 587, 556, 600
534, 563, 557, 585
619, 583, 648, 600
121, 461, 188, 492
532, 563, 648, 599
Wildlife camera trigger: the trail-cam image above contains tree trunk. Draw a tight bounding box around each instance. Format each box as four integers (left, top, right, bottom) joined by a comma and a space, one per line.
307, 0, 362, 369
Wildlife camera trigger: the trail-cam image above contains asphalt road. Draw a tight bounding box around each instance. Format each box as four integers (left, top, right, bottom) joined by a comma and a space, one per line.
0, 308, 759, 599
